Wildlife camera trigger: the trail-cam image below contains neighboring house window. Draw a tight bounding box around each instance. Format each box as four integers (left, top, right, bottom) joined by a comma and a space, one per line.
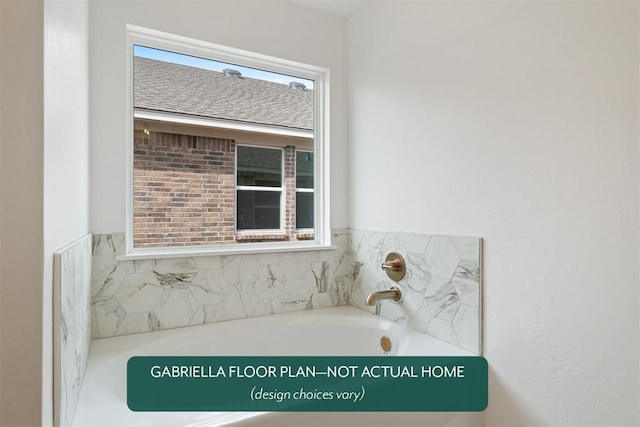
236, 146, 283, 231
126, 25, 330, 256
296, 150, 314, 230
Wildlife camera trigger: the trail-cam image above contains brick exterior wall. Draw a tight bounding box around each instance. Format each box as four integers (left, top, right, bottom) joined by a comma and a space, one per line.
134, 129, 313, 247
133, 130, 236, 247
284, 146, 296, 237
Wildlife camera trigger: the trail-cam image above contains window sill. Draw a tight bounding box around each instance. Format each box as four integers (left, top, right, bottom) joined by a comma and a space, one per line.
116, 241, 337, 261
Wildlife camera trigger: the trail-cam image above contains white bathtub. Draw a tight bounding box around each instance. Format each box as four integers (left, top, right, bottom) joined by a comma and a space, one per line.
72, 306, 481, 427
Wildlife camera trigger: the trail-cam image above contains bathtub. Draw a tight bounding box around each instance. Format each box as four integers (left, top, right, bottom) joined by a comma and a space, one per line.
72, 306, 481, 426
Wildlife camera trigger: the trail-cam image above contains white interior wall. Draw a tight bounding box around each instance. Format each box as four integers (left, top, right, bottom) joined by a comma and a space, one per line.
43, 1, 90, 425
89, 0, 349, 234
0, 0, 90, 425
348, 2, 639, 425
0, 1, 45, 425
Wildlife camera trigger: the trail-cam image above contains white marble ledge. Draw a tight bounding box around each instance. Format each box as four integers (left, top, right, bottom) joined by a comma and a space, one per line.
117, 242, 341, 261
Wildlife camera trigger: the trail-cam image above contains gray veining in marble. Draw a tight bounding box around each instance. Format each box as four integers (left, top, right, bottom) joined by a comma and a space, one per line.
91, 230, 351, 338
349, 230, 482, 354
89, 228, 482, 355
54, 235, 92, 427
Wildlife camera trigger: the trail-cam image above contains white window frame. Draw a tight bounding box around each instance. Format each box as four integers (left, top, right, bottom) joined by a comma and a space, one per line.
295, 149, 315, 232
122, 25, 331, 259
235, 144, 284, 234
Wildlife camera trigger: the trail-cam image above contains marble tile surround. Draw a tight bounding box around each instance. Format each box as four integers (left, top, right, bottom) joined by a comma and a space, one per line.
54, 235, 92, 427
349, 230, 482, 354
90, 229, 482, 355
91, 230, 350, 338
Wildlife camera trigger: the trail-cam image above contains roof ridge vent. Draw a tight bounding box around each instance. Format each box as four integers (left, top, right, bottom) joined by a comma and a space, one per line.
289, 81, 307, 91
222, 69, 242, 78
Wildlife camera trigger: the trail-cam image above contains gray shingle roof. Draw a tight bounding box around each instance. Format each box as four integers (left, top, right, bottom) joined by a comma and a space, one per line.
134, 57, 314, 131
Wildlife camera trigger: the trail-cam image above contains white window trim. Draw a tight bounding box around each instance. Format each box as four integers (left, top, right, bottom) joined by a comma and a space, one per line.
122, 25, 331, 259
236, 186, 283, 191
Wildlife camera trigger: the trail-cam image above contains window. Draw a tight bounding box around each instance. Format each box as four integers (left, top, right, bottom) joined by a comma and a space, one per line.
296, 150, 314, 230
125, 25, 330, 257
236, 146, 283, 231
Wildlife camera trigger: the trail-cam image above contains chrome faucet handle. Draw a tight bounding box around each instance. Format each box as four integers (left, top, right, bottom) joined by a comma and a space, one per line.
381, 252, 406, 281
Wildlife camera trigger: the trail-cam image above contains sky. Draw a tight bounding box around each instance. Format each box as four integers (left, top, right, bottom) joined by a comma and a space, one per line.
134, 45, 314, 89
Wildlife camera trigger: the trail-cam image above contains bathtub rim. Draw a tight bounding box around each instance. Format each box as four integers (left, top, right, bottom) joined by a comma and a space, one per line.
73, 305, 475, 427
88, 305, 474, 357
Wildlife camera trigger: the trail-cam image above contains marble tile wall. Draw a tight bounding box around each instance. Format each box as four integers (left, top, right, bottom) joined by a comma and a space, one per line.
54, 234, 92, 427
91, 230, 350, 338
90, 229, 483, 355
348, 230, 482, 354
